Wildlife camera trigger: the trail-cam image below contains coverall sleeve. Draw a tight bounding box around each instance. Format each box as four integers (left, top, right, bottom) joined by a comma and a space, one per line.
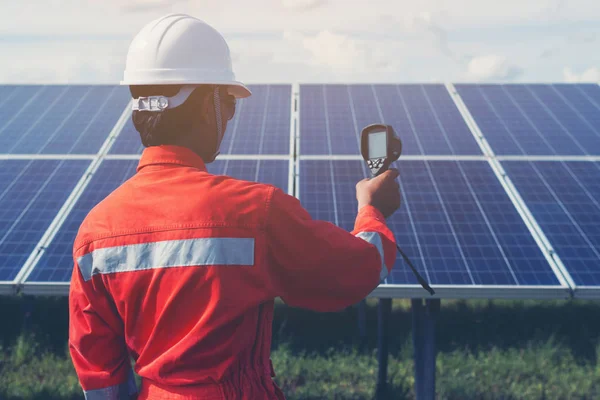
69, 259, 137, 400
265, 187, 396, 312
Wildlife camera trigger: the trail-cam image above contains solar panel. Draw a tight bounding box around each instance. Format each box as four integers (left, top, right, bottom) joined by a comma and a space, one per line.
299, 84, 481, 155
25, 158, 289, 284
502, 161, 600, 288
0, 86, 130, 154
0, 159, 90, 282
300, 159, 562, 289
110, 85, 291, 155
456, 84, 600, 156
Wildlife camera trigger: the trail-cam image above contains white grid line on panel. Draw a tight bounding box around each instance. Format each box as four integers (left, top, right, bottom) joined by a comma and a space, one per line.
321, 86, 339, 226
103, 154, 291, 161
496, 156, 600, 162
369, 284, 571, 299
0, 154, 96, 160
290, 83, 299, 197
293, 84, 302, 199
21, 281, 572, 298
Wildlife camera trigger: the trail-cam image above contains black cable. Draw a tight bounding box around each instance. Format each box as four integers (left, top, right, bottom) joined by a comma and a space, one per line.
396, 244, 435, 295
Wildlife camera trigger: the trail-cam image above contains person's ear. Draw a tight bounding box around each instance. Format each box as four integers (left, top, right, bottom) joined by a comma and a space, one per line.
199, 90, 214, 126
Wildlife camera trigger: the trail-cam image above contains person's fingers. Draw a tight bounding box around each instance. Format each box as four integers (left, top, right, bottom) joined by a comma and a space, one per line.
383, 168, 399, 179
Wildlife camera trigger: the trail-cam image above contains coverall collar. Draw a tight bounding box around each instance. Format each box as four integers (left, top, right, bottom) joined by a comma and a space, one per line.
137, 145, 207, 173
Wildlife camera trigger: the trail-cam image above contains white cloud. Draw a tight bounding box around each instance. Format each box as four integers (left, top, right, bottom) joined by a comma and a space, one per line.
0, 40, 127, 84
0, 0, 599, 83
123, 0, 190, 13
284, 30, 399, 71
563, 66, 600, 82
297, 30, 364, 69
281, 0, 326, 11
467, 54, 523, 81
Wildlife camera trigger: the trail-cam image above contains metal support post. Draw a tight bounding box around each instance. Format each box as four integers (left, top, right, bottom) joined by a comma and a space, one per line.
358, 299, 367, 347
412, 298, 440, 400
375, 298, 392, 400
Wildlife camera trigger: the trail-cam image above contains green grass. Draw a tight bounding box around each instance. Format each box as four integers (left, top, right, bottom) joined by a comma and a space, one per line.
2, 296, 600, 399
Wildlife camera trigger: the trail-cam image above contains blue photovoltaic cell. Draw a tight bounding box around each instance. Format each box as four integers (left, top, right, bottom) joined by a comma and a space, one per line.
0, 160, 90, 282
110, 85, 291, 155
300, 160, 560, 286
503, 161, 600, 286
456, 84, 600, 156
27, 159, 289, 282
299, 84, 481, 155
0, 85, 130, 154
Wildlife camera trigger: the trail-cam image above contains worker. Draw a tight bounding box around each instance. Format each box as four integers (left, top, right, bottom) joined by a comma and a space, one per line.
68, 13, 401, 400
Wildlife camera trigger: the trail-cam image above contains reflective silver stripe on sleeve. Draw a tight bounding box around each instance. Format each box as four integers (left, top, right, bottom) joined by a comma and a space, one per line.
83, 360, 137, 399
355, 231, 388, 281
77, 238, 255, 281
84, 380, 130, 400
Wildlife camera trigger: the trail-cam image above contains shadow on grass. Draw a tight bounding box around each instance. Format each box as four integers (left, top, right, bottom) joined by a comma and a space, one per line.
2, 295, 600, 365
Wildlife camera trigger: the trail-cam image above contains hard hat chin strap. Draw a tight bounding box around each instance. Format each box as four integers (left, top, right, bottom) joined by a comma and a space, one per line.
210, 86, 223, 160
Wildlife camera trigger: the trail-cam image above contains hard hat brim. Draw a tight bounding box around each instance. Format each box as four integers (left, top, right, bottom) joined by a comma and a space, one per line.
226, 83, 252, 99
121, 78, 251, 99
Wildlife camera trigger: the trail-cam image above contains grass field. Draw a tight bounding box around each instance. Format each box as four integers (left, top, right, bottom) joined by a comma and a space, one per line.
1, 296, 600, 399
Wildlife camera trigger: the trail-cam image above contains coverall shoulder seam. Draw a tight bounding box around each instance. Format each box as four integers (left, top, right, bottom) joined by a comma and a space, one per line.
262, 185, 277, 233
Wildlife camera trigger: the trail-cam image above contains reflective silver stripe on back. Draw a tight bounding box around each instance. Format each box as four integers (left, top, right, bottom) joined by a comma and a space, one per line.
355, 231, 387, 281
77, 237, 255, 281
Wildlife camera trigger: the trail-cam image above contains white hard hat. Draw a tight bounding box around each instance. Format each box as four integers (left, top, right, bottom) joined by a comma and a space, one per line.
121, 13, 251, 99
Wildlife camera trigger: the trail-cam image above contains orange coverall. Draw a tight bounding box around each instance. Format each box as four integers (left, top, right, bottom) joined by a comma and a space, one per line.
69, 145, 397, 399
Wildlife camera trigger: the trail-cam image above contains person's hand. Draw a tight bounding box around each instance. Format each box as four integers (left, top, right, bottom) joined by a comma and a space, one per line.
356, 168, 401, 218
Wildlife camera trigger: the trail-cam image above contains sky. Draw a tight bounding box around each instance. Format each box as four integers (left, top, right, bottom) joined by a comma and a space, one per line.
0, 0, 599, 84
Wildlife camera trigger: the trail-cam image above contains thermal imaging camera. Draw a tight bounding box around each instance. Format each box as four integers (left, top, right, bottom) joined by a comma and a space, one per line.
359, 123, 435, 295
360, 124, 402, 177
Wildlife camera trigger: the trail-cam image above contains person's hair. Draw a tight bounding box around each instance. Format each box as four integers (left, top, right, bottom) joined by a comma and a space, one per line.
129, 85, 211, 147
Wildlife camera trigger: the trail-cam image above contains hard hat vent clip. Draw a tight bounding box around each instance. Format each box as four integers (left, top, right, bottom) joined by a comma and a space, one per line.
131, 86, 196, 112
134, 96, 169, 112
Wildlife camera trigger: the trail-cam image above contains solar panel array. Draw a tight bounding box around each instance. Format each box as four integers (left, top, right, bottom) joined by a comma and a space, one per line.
1, 83, 599, 299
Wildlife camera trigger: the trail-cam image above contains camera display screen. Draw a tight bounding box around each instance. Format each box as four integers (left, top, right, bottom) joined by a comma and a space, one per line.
368, 131, 387, 159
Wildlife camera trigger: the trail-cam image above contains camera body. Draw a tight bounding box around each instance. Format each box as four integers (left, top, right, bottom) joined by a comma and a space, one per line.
360, 124, 402, 176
